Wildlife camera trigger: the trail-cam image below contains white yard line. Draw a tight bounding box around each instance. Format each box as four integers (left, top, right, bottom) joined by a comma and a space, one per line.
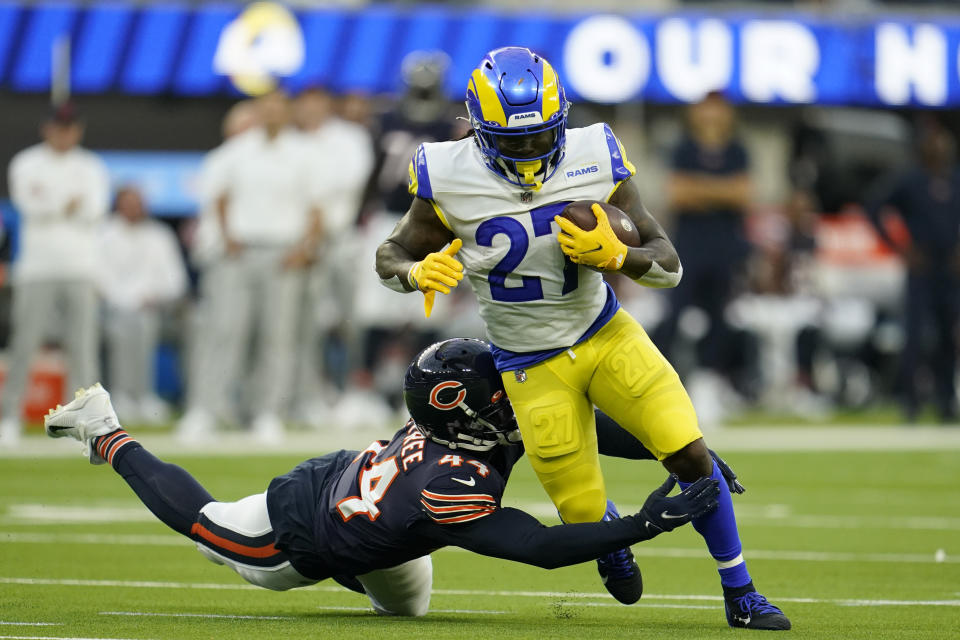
3, 577, 958, 607
313, 607, 506, 614
0, 637, 153, 640
626, 547, 959, 565
509, 501, 960, 531
2, 505, 155, 524
99, 611, 290, 621
1, 532, 954, 566
0, 623, 61, 627
4, 426, 960, 460
0, 532, 185, 546
436, 544, 959, 565
574, 602, 716, 610
7, 502, 960, 531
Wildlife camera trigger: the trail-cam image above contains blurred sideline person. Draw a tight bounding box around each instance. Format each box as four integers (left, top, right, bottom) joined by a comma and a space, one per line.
376, 48, 789, 629
178, 100, 259, 440
291, 88, 374, 425
655, 90, 754, 427
189, 100, 260, 271
98, 186, 188, 424
864, 121, 960, 423
45, 339, 719, 616
0, 103, 109, 446
354, 51, 464, 412
188, 89, 323, 443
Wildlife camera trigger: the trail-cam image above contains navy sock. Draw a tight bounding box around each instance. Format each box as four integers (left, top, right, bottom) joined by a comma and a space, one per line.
100, 435, 215, 537
679, 460, 751, 588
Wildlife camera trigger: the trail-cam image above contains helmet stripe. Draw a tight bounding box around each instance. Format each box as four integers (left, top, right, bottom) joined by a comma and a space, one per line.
469, 70, 507, 126
541, 60, 561, 120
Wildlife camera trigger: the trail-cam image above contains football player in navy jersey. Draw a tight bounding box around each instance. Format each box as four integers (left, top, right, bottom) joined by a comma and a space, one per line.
45, 338, 720, 617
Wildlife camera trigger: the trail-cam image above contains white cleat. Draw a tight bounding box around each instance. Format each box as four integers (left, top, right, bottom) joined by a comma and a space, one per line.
44, 383, 121, 464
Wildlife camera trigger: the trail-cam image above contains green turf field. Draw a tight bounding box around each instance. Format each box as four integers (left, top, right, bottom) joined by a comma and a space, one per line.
1, 441, 958, 639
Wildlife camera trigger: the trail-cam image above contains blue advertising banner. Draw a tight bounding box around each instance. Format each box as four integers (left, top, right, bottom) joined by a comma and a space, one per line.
2, 2, 960, 107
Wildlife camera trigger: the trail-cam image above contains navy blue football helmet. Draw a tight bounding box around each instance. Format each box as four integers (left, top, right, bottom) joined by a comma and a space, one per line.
404, 338, 519, 452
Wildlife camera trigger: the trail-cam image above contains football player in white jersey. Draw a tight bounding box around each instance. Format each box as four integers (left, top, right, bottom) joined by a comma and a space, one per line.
375, 47, 789, 631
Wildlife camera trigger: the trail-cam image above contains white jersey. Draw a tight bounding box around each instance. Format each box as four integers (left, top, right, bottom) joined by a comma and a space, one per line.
205, 127, 318, 246
8, 143, 110, 283
97, 216, 188, 311
410, 123, 636, 354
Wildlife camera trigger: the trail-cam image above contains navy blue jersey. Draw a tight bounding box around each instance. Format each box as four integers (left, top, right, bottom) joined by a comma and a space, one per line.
670, 136, 750, 262
267, 421, 523, 579
265, 414, 681, 579
369, 110, 458, 214
868, 167, 960, 265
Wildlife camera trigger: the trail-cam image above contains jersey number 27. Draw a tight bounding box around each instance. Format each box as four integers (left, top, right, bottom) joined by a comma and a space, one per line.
476, 202, 578, 302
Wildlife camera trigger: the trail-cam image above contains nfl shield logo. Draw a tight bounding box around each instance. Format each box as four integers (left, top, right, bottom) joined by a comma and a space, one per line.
514, 369, 527, 383
520, 191, 533, 203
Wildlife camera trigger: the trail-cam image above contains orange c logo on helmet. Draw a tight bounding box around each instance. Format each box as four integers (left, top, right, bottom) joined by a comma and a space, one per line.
428, 381, 466, 410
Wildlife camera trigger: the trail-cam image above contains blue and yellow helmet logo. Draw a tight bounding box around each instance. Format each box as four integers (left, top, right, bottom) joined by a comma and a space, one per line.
213, 2, 305, 96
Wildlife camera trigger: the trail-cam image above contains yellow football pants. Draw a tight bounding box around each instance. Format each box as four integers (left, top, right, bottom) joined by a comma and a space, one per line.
501, 309, 702, 524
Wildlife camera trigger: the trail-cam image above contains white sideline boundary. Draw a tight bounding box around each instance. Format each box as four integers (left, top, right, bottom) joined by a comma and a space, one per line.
5, 425, 960, 459
2, 577, 958, 607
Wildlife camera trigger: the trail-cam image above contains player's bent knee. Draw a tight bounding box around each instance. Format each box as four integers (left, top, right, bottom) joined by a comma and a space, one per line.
662, 437, 712, 481
556, 491, 607, 523
359, 555, 433, 617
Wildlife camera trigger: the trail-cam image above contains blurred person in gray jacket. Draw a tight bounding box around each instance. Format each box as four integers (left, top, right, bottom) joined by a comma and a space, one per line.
0, 103, 109, 445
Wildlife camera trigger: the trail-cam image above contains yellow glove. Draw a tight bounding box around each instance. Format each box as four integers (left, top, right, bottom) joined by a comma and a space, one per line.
409, 239, 463, 318
554, 204, 628, 270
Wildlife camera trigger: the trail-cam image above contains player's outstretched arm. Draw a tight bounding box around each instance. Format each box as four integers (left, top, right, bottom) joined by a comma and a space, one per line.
375, 196, 457, 293
607, 178, 682, 287
413, 476, 718, 570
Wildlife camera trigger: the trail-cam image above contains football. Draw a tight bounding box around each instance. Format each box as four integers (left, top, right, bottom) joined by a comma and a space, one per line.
560, 200, 642, 247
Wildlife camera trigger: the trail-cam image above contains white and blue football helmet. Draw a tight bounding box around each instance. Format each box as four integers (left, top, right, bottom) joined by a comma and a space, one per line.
465, 46, 570, 191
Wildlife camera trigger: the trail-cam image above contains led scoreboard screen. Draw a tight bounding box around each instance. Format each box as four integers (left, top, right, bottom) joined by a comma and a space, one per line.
1, 2, 959, 107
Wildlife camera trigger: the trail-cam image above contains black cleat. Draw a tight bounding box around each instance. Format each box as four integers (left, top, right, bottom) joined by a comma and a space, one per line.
597, 546, 643, 604
596, 501, 643, 604
724, 582, 791, 630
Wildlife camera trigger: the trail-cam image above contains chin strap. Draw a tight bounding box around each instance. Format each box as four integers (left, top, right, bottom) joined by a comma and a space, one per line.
515, 159, 543, 191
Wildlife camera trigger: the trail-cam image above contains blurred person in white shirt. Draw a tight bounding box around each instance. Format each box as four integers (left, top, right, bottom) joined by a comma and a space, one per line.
98, 186, 188, 425
189, 100, 260, 270
178, 100, 259, 439
291, 87, 374, 425
0, 103, 109, 445
190, 89, 323, 443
